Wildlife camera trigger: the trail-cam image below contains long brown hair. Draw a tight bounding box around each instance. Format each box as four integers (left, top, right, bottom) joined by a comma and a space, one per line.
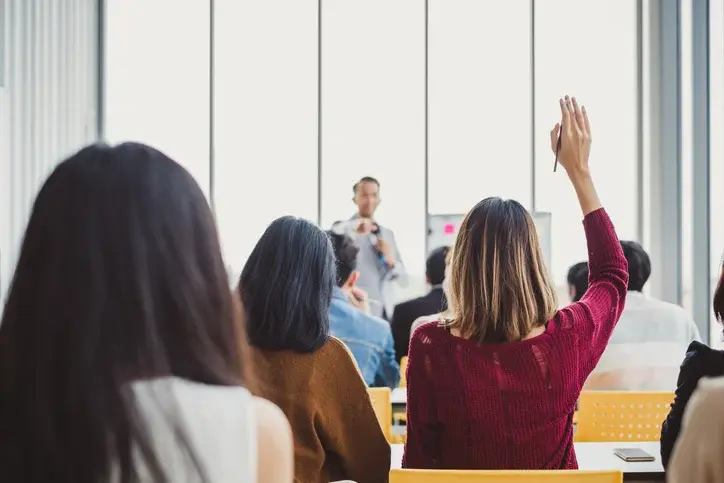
0, 143, 250, 483
448, 197, 557, 343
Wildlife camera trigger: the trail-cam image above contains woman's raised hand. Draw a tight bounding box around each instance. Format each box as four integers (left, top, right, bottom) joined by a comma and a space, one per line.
550, 96, 592, 179
550, 96, 601, 215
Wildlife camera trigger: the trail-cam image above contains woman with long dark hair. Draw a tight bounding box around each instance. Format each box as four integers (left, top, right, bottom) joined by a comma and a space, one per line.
0, 143, 292, 483
240, 216, 390, 483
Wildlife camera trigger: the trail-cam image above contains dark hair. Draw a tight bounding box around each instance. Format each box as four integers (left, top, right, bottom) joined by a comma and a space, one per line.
714, 261, 724, 325
326, 231, 360, 287
566, 261, 589, 302
426, 246, 450, 286
450, 197, 557, 343
353, 176, 380, 194
0, 143, 247, 483
620, 240, 651, 292
240, 216, 335, 353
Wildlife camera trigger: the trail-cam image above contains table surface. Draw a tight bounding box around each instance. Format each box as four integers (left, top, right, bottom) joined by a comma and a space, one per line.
391, 388, 406, 405
390, 441, 663, 475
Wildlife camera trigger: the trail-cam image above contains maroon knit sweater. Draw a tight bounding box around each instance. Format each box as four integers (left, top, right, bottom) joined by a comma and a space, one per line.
402, 208, 628, 470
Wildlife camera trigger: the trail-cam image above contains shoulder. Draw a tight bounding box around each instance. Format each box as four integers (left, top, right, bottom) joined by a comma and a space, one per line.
682, 341, 724, 374
683, 376, 724, 425
323, 336, 364, 369
410, 320, 443, 346
254, 397, 292, 445
254, 397, 293, 483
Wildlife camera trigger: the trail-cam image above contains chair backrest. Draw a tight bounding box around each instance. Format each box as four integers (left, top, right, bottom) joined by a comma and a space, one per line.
367, 387, 391, 441
399, 356, 408, 388
575, 390, 674, 442
389, 469, 622, 482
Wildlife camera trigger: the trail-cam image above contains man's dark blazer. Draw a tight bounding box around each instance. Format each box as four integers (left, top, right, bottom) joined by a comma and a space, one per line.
390, 287, 447, 362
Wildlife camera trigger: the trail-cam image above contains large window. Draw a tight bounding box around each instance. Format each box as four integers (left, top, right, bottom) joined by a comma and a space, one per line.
103, 0, 211, 197
320, 1, 427, 297
212, 0, 319, 278
427, 0, 532, 214
710, 0, 724, 346
534, 0, 639, 296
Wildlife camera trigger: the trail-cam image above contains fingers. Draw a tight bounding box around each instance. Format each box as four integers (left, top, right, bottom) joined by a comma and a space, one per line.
559, 98, 570, 131
572, 97, 586, 133
582, 105, 591, 138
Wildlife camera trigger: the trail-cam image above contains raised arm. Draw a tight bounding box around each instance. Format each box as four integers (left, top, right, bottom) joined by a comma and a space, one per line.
551, 97, 629, 375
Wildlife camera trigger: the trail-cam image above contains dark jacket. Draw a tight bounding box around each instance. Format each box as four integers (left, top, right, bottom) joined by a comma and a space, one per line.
661, 340, 724, 468
390, 287, 446, 362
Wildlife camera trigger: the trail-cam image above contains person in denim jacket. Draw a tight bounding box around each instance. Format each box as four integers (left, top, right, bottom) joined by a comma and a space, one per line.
326, 231, 400, 388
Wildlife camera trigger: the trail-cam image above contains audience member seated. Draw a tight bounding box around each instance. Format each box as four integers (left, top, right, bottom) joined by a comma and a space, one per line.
391, 246, 450, 361
0, 143, 292, 483
409, 251, 454, 339
403, 97, 629, 470
667, 375, 724, 482
326, 230, 400, 388
585, 241, 700, 391
567, 261, 589, 302
661, 262, 724, 468
239, 217, 390, 483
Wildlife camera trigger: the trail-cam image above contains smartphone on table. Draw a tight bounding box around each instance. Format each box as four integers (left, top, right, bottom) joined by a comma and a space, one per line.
613, 448, 656, 462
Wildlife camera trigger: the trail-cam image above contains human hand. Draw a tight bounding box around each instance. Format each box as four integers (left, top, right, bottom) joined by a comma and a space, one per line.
348, 285, 371, 314
376, 239, 396, 267
550, 96, 592, 179
356, 218, 374, 234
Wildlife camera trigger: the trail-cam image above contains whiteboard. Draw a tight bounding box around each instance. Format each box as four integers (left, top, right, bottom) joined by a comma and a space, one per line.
427, 212, 552, 274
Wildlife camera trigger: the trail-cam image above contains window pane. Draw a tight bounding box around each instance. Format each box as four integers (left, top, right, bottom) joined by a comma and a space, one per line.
320, 1, 426, 297
428, 0, 532, 214
104, 0, 211, 197
534, 0, 638, 294
710, 0, 724, 346
213, 0, 319, 277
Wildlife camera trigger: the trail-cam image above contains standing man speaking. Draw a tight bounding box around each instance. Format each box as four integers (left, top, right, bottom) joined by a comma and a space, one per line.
333, 177, 407, 320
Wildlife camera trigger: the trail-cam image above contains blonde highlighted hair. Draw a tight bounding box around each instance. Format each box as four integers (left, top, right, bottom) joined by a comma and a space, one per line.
448, 197, 557, 343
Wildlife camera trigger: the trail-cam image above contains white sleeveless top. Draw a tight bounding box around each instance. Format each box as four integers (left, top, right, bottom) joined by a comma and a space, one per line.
111, 377, 256, 482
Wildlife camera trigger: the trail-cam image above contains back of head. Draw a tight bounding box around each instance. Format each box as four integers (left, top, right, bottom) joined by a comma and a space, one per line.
449, 197, 557, 343
620, 240, 650, 292
426, 246, 450, 286
326, 231, 360, 286
240, 216, 335, 353
567, 261, 589, 302
0, 142, 245, 483
714, 260, 724, 329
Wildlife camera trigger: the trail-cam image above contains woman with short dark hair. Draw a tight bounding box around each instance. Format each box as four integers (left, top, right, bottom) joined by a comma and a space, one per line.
241, 216, 390, 483
0, 143, 292, 483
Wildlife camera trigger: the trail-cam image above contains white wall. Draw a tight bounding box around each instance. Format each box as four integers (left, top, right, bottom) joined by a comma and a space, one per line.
0, 0, 100, 300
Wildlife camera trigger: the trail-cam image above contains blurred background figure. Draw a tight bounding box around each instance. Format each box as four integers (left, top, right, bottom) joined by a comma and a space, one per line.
566, 261, 589, 302
586, 240, 700, 391
332, 177, 407, 319
327, 231, 399, 388
391, 245, 450, 362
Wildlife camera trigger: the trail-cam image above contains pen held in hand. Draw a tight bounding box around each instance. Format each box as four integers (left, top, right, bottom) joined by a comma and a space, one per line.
553, 129, 562, 172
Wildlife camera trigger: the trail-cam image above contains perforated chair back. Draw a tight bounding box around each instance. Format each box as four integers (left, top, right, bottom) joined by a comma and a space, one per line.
367, 387, 392, 441
399, 356, 408, 388
389, 469, 622, 482
575, 391, 674, 442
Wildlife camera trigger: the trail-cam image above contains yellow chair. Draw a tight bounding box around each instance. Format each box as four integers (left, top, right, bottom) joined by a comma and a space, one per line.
575, 391, 674, 442
367, 387, 392, 441
389, 469, 622, 482
399, 356, 408, 388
